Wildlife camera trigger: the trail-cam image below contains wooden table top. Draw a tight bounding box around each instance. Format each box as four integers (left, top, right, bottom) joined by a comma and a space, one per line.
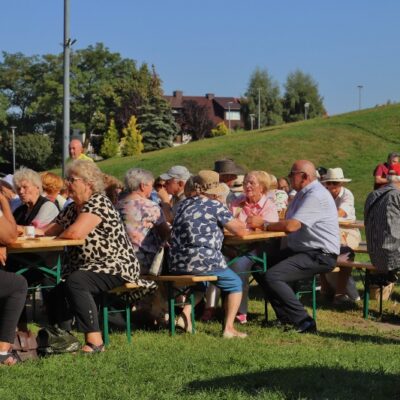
224, 230, 286, 245
7, 237, 85, 253
339, 220, 365, 229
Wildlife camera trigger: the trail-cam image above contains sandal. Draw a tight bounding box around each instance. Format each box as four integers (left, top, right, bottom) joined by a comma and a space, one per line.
81, 342, 105, 354
0, 350, 21, 366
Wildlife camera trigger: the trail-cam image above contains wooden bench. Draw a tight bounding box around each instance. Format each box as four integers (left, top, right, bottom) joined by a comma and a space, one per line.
332, 260, 390, 318
142, 275, 218, 335
101, 282, 141, 346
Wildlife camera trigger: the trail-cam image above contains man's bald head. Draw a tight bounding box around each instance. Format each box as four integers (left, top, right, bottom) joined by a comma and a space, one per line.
69, 139, 84, 160
289, 160, 317, 191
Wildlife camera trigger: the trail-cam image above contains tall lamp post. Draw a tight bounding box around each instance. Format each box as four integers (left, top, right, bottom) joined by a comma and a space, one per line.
357, 85, 363, 110
249, 114, 255, 130
227, 101, 233, 132
257, 88, 261, 129
304, 103, 310, 120
10, 126, 16, 173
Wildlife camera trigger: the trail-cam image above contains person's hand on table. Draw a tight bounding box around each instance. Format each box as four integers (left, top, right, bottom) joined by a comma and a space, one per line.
246, 215, 264, 230
16, 225, 25, 236
0, 247, 7, 266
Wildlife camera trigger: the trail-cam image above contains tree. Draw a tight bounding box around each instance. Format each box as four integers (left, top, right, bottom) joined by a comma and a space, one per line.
211, 122, 229, 137
120, 115, 144, 156
179, 100, 213, 140
243, 67, 283, 129
138, 96, 179, 151
282, 69, 325, 122
100, 118, 119, 159
0, 93, 8, 128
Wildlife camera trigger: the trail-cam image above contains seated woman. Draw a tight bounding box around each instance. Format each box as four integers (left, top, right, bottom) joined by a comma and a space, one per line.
227, 171, 279, 324
41, 172, 66, 211
321, 168, 361, 304
41, 160, 155, 353
169, 170, 248, 338
118, 168, 170, 273
269, 174, 289, 218
13, 167, 59, 230
103, 174, 124, 206
0, 193, 28, 365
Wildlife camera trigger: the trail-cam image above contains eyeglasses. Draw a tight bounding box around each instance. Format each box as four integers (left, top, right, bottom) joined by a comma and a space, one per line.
155, 183, 166, 189
66, 176, 82, 184
325, 182, 341, 186
288, 171, 306, 178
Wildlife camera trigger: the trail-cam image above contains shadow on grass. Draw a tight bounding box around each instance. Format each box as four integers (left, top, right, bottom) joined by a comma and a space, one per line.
317, 330, 400, 344
186, 366, 400, 399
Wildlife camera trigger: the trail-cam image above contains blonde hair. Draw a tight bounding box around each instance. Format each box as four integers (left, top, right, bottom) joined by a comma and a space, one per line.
269, 174, 278, 190
41, 172, 64, 195
13, 167, 43, 194
66, 160, 105, 193
245, 170, 271, 194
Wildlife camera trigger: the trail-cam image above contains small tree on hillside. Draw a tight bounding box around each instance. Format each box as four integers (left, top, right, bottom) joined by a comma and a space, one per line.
120, 115, 144, 156
211, 122, 229, 137
100, 118, 119, 159
282, 69, 325, 122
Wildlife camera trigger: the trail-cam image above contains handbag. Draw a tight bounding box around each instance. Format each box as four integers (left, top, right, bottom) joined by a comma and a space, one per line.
148, 246, 165, 276
37, 326, 80, 355
12, 330, 38, 361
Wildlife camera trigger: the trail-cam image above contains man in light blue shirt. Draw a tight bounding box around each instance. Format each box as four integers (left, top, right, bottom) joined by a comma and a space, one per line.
248, 160, 340, 333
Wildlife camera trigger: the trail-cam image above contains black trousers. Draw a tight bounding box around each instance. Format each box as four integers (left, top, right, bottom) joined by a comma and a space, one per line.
47, 270, 125, 333
0, 270, 28, 343
257, 248, 337, 325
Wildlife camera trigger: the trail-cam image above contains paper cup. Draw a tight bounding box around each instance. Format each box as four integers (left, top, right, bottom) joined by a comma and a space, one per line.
24, 226, 35, 238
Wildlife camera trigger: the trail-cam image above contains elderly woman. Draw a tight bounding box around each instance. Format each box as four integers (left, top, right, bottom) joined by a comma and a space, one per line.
0, 193, 27, 365
118, 168, 170, 273
41, 160, 154, 353
227, 170, 279, 324
169, 170, 248, 338
13, 167, 59, 230
321, 168, 361, 304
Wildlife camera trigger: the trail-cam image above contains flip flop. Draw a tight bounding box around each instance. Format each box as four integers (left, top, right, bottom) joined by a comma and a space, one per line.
0, 350, 21, 365
81, 342, 105, 354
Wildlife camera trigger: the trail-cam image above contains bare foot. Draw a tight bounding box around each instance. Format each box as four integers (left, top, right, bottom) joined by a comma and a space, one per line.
223, 329, 248, 339
176, 314, 192, 333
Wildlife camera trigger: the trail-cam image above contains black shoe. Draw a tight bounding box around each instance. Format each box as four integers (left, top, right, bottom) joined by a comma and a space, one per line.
296, 318, 317, 334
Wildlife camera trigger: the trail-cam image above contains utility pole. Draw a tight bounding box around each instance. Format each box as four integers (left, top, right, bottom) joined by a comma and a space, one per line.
10, 126, 16, 173
63, 0, 71, 177
357, 85, 363, 111
257, 88, 261, 129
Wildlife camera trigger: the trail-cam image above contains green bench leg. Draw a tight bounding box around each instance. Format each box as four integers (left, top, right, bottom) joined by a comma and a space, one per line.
363, 270, 370, 319
167, 283, 176, 336
190, 292, 196, 334
102, 296, 110, 346
126, 297, 132, 343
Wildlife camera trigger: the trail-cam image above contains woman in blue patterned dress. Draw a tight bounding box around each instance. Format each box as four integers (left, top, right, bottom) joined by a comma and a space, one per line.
169, 170, 248, 338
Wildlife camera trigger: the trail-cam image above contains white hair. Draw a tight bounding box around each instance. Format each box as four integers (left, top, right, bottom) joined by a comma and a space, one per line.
125, 168, 154, 192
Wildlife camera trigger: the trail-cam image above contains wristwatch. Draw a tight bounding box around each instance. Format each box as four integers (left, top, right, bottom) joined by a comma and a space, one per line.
263, 222, 270, 231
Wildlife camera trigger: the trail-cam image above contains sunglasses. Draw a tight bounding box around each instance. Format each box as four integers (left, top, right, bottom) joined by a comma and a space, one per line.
155, 183, 166, 189
66, 176, 82, 184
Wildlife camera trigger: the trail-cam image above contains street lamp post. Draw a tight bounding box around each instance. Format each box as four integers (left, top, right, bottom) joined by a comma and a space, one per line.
249, 114, 255, 130
257, 88, 261, 129
304, 103, 310, 120
228, 101, 233, 132
357, 85, 363, 110
10, 126, 16, 173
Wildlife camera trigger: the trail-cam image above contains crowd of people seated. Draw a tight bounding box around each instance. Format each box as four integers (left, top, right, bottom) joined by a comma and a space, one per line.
1, 141, 400, 365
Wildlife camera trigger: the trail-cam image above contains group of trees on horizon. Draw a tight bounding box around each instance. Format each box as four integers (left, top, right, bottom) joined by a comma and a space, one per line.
241, 67, 326, 130
0, 43, 325, 170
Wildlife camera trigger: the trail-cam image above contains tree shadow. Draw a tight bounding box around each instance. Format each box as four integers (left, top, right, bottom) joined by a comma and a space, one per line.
186, 366, 400, 399
317, 330, 400, 344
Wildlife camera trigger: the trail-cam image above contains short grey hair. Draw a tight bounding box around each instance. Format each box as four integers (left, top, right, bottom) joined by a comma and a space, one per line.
125, 168, 154, 192
66, 160, 105, 193
13, 167, 43, 194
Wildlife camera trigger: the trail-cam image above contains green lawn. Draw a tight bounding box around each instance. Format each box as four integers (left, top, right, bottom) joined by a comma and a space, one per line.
3, 292, 400, 400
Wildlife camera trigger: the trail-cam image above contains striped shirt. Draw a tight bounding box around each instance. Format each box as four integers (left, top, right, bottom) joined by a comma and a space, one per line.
364, 184, 400, 272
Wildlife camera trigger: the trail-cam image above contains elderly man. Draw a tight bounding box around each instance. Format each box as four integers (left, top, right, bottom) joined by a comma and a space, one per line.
158, 166, 191, 223
68, 138, 93, 162
365, 172, 400, 278
248, 160, 340, 333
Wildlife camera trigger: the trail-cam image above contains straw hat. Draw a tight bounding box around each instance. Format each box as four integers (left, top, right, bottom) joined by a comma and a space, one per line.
193, 170, 227, 196
321, 168, 351, 183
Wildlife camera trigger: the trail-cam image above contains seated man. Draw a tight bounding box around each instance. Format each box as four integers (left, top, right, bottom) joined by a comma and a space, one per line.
373, 152, 399, 190
365, 171, 400, 279
248, 160, 340, 333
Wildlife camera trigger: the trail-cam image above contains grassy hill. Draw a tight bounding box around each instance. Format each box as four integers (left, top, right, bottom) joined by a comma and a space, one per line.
98, 104, 400, 216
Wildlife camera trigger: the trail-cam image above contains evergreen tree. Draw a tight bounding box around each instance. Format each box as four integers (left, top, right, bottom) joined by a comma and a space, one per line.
138, 96, 179, 152
100, 118, 119, 159
244, 67, 283, 129
121, 115, 144, 156
211, 121, 229, 137
282, 69, 325, 122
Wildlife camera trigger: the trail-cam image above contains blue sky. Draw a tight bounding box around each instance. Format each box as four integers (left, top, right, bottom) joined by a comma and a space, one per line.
1, 0, 399, 115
